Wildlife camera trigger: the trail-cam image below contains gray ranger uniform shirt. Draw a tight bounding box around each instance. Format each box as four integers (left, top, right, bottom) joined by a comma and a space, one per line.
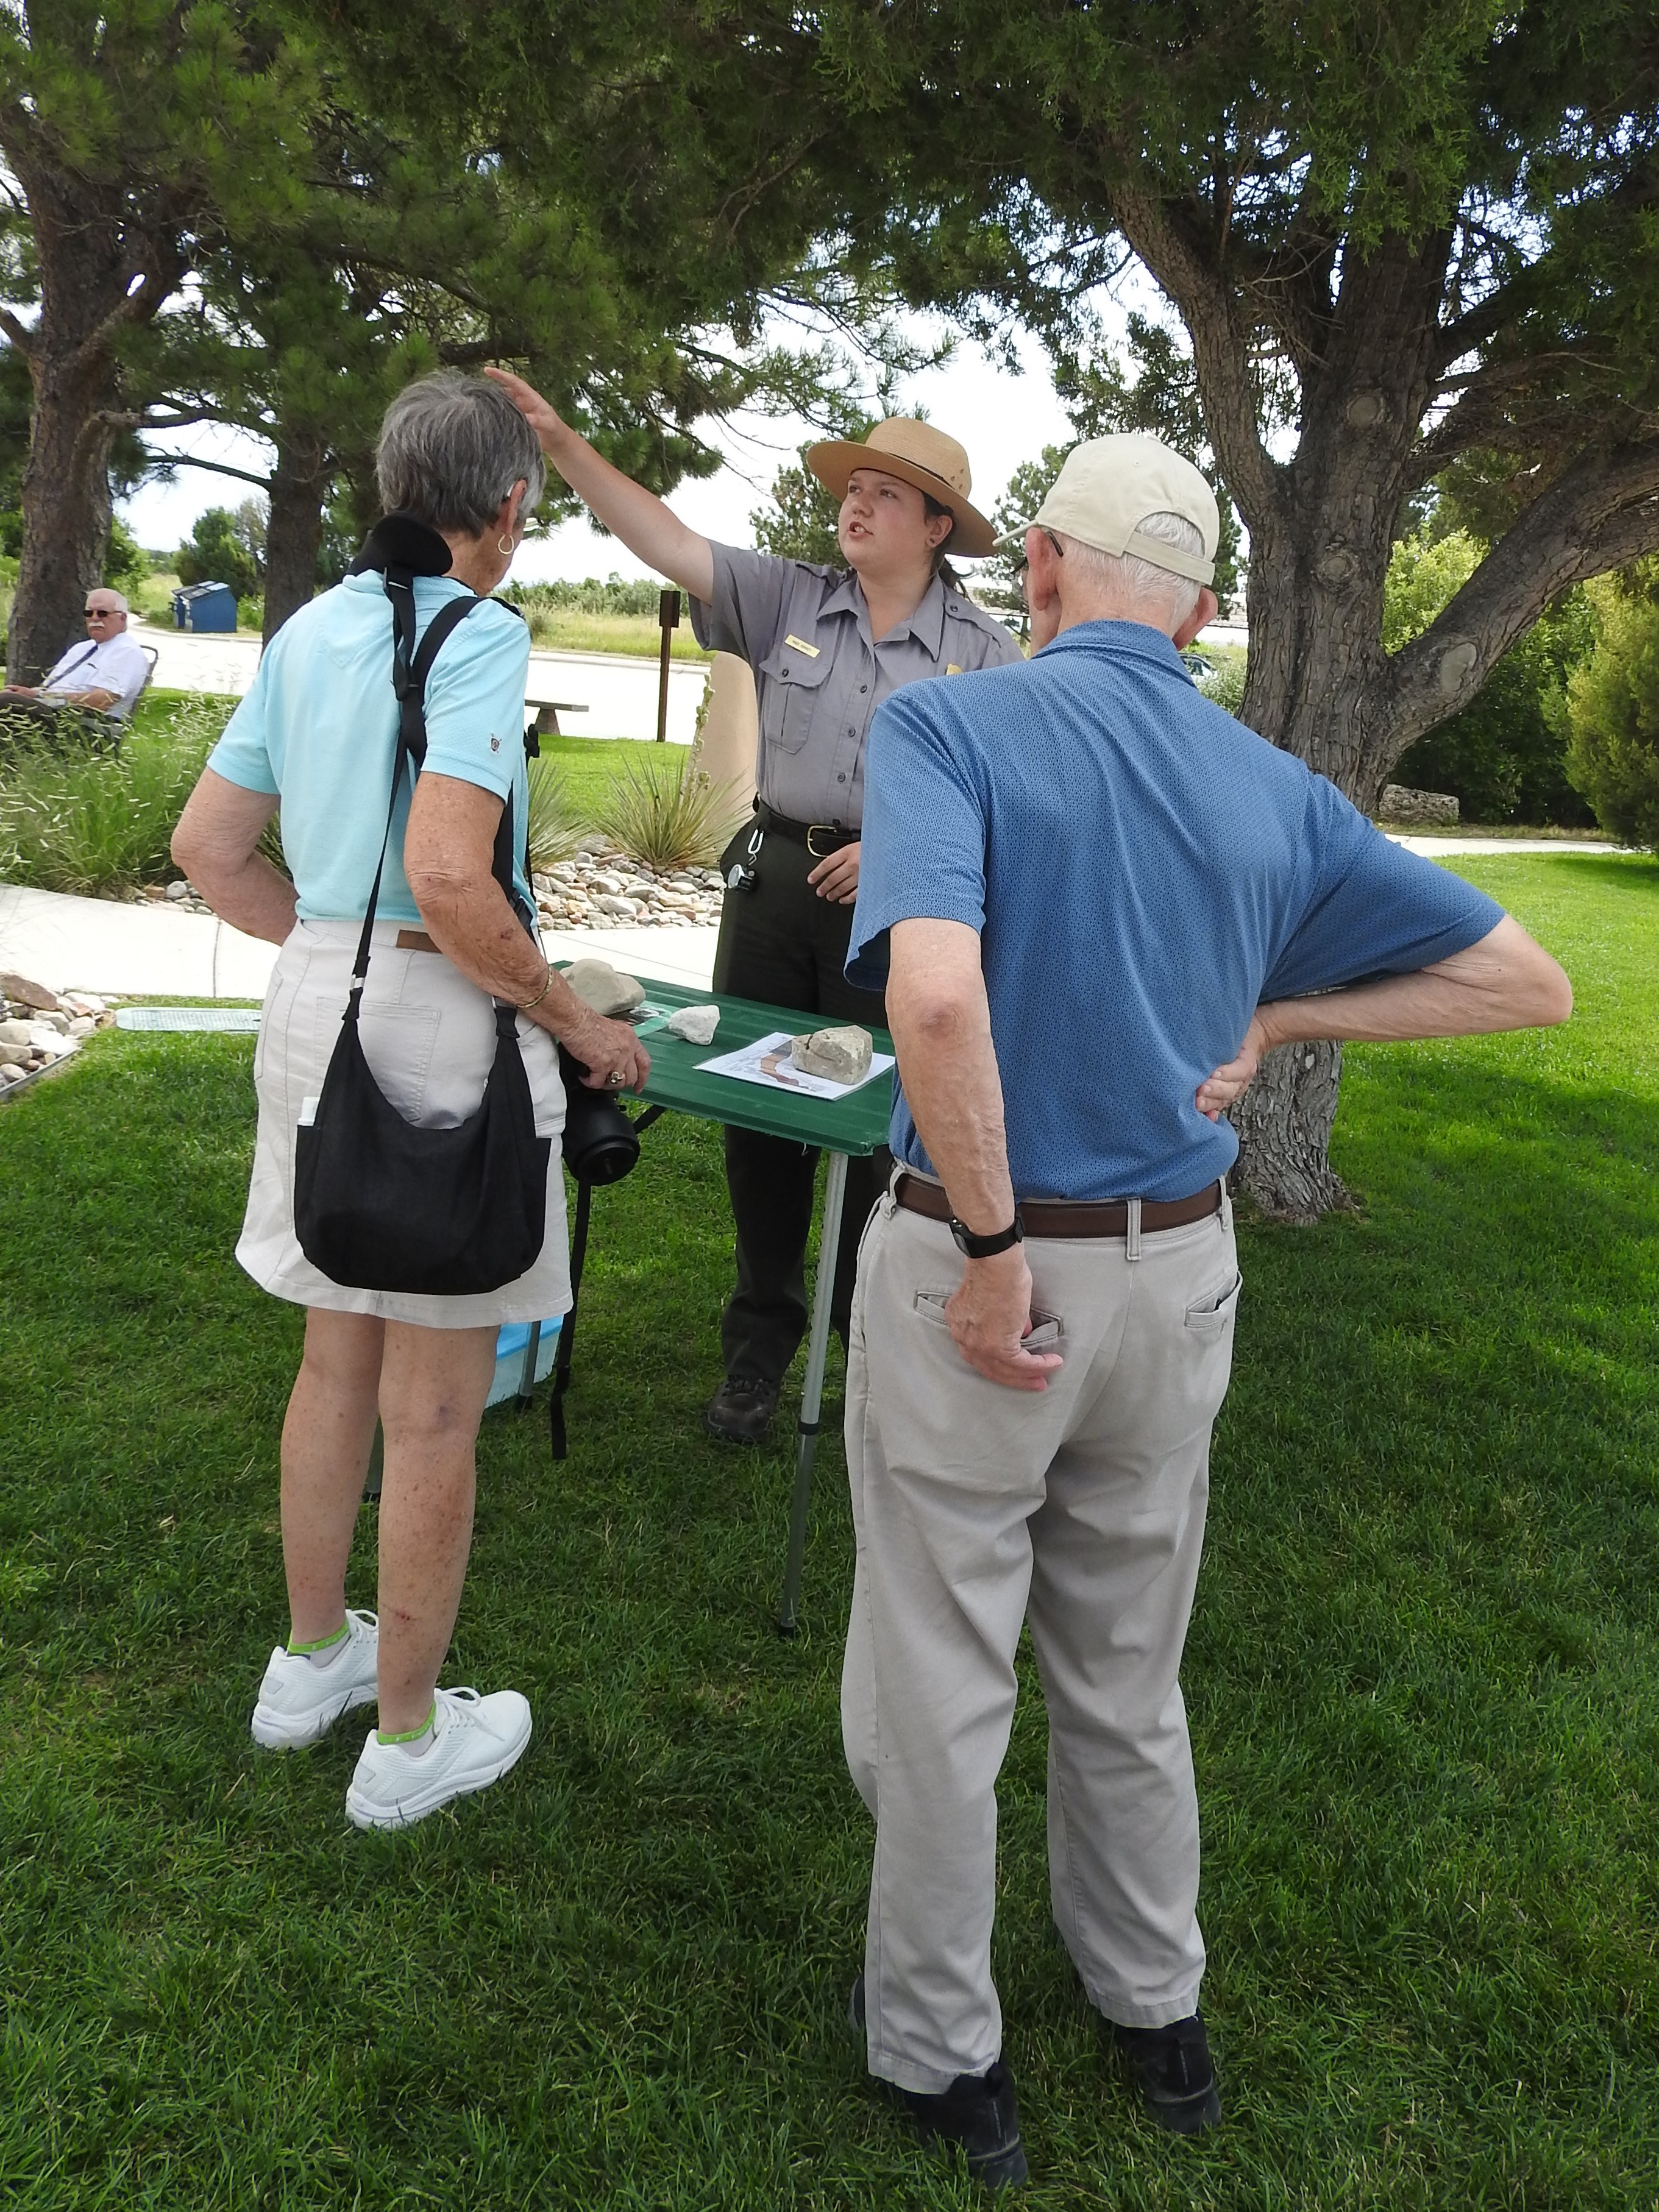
690, 544, 1022, 831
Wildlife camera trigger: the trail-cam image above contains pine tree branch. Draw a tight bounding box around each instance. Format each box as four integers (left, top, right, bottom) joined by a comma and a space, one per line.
1110, 185, 1286, 528
157, 453, 274, 490
0, 302, 37, 355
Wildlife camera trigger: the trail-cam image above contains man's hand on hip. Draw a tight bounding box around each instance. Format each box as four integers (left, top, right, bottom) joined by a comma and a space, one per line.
1195, 1014, 1270, 1119
945, 1246, 1064, 1391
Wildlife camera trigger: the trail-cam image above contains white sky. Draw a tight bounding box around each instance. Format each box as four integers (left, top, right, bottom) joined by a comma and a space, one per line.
119, 316, 1086, 581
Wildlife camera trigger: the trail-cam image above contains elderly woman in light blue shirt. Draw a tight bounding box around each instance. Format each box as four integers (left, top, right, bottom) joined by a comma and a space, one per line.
173, 372, 648, 1832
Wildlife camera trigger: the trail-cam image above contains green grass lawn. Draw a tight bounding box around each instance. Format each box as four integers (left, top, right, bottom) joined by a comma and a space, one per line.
2, 854, 1656, 2208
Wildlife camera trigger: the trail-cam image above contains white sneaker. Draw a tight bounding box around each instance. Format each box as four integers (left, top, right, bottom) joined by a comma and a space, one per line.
344, 1686, 532, 1831
250, 1610, 379, 1749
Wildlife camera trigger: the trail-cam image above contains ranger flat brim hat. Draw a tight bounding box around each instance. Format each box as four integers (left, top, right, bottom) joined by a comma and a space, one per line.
999, 434, 1219, 584
805, 417, 997, 558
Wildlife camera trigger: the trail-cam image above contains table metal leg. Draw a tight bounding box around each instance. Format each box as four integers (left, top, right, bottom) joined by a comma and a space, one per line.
779, 1149, 848, 1636
516, 1320, 542, 1406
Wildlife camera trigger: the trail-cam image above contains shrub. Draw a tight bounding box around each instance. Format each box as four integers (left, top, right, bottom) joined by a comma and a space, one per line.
0, 697, 233, 894
1196, 653, 1246, 715
1565, 580, 1659, 849
596, 750, 746, 872
1385, 529, 1597, 825
104, 516, 149, 594
502, 576, 670, 633
176, 503, 263, 601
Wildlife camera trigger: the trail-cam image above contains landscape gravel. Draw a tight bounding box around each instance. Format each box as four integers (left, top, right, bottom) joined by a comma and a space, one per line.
532, 845, 725, 932
0, 976, 113, 1095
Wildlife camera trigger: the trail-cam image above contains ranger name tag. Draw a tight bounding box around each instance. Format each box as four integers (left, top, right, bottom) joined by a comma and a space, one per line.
783, 634, 821, 657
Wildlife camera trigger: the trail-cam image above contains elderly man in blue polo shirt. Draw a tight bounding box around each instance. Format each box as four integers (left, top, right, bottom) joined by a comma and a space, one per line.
839, 434, 1572, 2188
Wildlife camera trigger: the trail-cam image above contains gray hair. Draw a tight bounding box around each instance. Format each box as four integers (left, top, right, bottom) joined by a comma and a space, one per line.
1057, 510, 1205, 629
376, 371, 547, 538
88, 587, 129, 614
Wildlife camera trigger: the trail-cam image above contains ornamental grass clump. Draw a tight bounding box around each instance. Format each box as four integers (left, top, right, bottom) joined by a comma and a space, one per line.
525, 756, 588, 871
0, 698, 232, 895
597, 749, 745, 873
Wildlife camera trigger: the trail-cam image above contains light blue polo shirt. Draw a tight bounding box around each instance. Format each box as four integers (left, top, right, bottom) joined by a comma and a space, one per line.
208, 571, 533, 924
848, 620, 1504, 1203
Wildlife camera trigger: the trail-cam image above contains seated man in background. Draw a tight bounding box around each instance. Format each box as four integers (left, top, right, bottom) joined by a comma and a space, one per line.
1, 588, 150, 731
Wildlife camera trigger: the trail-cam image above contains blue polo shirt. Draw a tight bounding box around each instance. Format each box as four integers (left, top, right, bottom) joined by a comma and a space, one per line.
847, 620, 1504, 1202
208, 570, 532, 924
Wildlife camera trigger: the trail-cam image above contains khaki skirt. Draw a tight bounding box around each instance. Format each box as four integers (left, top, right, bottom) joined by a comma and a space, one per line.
238, 920, 571, 1327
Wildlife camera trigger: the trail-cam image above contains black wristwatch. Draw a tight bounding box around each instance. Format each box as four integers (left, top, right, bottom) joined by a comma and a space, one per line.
950, 1210, 1024, 1260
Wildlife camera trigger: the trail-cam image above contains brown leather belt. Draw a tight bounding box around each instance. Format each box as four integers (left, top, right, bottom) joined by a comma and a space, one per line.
396, 929, 441, 955
754, 802, 858, 857
893, 1172, 1223, 1239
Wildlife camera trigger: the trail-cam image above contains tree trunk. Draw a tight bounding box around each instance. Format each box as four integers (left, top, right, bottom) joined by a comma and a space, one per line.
0, 144, 179, 682
1227, 1041, 1355, 1221
1129, 223, 1458, 1221
6, 356, 117, 684
262, 429, 333, 645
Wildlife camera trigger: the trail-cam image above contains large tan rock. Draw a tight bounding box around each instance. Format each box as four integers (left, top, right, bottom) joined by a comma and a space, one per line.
791, 1024, 873, 1084
1378, 785, 1459, 827
0, 971, 60, 1012
563, 959, 646, 1018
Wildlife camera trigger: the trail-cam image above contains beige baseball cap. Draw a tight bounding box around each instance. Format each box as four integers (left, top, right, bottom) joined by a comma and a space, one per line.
1007, 434, 1219, 585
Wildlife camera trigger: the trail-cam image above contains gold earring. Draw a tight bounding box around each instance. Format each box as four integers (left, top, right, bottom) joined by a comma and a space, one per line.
497, 534, 514, 556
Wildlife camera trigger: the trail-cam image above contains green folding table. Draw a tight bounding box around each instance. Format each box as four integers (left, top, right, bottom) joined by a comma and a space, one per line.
572, 969, 895, 1635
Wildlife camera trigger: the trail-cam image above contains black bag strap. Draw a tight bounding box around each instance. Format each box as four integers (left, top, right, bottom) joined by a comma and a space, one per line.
349, 585, 482, 991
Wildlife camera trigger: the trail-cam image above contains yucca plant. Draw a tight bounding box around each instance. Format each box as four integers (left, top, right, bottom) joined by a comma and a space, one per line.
596, 749, 746, 873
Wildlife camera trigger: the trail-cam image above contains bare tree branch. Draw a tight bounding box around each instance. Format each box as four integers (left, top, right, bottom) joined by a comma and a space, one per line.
0, 302, 37, 355
1110, 183, 1287, 527
1382, 439, 1659, 749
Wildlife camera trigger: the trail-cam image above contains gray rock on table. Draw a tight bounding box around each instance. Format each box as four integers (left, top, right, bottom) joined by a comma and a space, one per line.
790, 1024, 873, 1085
666, 1004, 721, 1045
563, 958, 647, 1018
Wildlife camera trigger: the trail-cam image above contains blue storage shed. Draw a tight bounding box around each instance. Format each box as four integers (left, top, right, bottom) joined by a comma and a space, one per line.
172, 581, 238, 633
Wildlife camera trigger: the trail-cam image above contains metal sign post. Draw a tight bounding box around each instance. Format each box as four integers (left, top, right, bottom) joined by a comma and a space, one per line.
655, 587, 680, 742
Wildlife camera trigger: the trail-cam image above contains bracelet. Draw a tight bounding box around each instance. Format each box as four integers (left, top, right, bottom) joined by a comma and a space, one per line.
517, 960, 554, 1012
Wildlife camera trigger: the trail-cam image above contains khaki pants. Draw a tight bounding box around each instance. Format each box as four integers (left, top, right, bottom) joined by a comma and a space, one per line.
842, 1181, 1241, 2094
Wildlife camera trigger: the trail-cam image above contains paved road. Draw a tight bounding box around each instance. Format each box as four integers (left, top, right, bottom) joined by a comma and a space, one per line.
135, 623, 711, 745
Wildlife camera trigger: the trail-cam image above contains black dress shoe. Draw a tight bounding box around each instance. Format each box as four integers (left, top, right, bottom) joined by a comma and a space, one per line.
850, 1976, 1029, 2189
1112, 2010, 1221, 2134
704, 1375, 781, 1444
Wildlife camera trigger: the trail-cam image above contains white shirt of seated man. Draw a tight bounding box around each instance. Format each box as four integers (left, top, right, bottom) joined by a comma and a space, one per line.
15, 589, 151, 718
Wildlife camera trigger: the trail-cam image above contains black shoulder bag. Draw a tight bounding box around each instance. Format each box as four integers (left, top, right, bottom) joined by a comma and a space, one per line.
293, 514, 552, 1296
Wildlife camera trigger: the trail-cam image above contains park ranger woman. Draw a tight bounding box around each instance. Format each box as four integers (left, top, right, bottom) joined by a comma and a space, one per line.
489, 370, 1021, 1442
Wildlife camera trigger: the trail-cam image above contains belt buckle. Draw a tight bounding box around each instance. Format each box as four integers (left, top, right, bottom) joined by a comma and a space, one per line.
806, 823, 840, 859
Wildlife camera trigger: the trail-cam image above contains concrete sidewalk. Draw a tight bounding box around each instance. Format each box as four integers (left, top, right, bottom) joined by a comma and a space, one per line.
0, 881, 717, 1000
1385, 834, 1621, 858
2, 831, 1622, 1002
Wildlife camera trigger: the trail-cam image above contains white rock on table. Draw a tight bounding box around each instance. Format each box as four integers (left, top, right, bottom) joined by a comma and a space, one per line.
0, 1041, 29, 1068
0, 1019, 34, 1047
790, 1024, 873, 1084
562, 958, 647, 1018
666, 1004, 720, 1046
